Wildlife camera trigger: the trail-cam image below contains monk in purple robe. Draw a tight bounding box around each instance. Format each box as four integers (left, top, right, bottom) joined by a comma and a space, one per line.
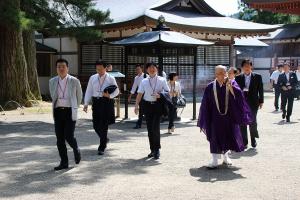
197, 65, 252, 169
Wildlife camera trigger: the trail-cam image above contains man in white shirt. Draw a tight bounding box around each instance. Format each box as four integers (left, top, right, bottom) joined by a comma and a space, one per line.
128, 64, 148, 129
83, 60, 120, 155
135, 62, 170, 159
270, 65, 283, 111
49, 58, 83, 171
235, 59, 264, 148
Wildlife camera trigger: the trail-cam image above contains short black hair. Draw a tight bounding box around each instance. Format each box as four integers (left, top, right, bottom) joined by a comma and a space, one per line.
146, 62, 158, 69
278, 64, 283, 69
95, 59, 107, 68
241, 59, 253, 67
229, 67, 238, 74
168, 72, 178, 81
136, 64, 142, 68
283, 63, 290, 67
236, 67, 242, 73
56, 58, 69, 67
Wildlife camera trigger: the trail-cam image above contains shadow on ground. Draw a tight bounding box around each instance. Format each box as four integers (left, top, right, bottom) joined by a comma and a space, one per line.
273, 120, 299, 125
189, 165, 245, 183
230, 148, 258, 159
0, 119, 161, 198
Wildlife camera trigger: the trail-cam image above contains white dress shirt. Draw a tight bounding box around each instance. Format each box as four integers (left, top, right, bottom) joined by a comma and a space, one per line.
56, 75, 71, 108
270, 70, 281, 84
130, 73, 148, 94
168, 81, 181, 96
285, 72, 290, 82
162, 71, 167, 80
244, 73, 252, 90
296, 71, 300, 81
138, 75, 170, 102
84, 72, 120, 105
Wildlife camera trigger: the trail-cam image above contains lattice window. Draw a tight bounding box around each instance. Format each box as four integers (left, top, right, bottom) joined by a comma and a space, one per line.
128, 56, 145, 64
205, 46, 230, 65
163, 56, 177, 64
197, 46, 205, 65
81, 64, 96, 74
146, 57, 158, 63
81, 45, 101, 64
179, 56, 193, 64
102, 45, 124, 64
163, 65, 177, 75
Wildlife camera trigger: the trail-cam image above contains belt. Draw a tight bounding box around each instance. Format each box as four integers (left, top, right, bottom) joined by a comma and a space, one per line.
55, 107, 71, 110
144, 101, 157, 105
92, 96, 105, 100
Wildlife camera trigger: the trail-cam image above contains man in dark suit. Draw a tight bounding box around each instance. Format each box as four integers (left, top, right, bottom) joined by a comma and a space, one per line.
277, 63, 298, 122
235, 59, 264, 148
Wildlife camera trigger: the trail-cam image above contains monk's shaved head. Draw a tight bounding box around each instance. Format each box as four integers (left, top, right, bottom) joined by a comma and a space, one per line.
215, 65, 227, 73
215, 65, 227, 81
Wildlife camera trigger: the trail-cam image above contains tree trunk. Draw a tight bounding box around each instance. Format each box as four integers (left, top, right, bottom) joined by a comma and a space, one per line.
0, 0, 34, 106
23, 30, 42, 100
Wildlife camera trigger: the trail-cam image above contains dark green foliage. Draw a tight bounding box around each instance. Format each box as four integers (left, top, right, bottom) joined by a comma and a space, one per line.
237, 1, 300, 25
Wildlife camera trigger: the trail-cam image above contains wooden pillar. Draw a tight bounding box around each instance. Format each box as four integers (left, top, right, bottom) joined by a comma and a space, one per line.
230, 36, 236, 68
176, 47, 179, 74
158, 42, 163, 76
193, 47, 197, 120
124, 46, 128, 119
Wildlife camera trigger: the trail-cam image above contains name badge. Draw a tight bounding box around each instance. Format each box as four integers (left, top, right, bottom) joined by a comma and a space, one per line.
243, 88, 249, 92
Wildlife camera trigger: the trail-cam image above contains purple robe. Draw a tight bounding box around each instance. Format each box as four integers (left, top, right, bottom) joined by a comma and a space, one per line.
197, 80, 253, 153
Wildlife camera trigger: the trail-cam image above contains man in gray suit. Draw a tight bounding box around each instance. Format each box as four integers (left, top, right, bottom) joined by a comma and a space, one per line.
49, 58, 83, 171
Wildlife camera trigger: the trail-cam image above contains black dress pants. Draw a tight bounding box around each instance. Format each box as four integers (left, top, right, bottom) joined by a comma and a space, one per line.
168, 104, 177, 129
144, 101, 161, 151
136, 100, 144, 127
54, 108, 78, 164
92, 97, 109, 151
240, 108, 259, 146
281, 90, 295, 117
274, 84, 281, 110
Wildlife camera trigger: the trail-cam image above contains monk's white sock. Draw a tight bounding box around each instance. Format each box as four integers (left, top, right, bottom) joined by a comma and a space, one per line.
210, 153, 221, 166
223, 151, 232, 165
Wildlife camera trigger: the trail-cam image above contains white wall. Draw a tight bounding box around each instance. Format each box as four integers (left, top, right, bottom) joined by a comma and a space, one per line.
253, 58, 272, 90
36, 37, 79, 76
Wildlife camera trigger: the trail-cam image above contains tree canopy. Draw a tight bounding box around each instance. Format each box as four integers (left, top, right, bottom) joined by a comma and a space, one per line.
0, 0, 111, 105
236, 1, 300, 24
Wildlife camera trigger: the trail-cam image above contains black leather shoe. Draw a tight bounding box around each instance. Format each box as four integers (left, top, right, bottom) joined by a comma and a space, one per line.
74, 149, 81, 164
148, 152, 154, 158
154, 150, 160, 160
286, 116, 290, 122
98, 150, 104, 155
134, 125, 141, 129
251, 139, 257, 148
282, 112, 286, 119
54, 163, 68, 171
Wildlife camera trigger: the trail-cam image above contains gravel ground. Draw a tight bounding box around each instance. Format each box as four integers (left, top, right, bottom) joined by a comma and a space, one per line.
0, 93, 300, 200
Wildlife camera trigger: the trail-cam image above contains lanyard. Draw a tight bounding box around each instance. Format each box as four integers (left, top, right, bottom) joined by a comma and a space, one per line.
58, 78, 68, 99
213, 80, 229, 116
149, 76, 158, 95
98, 74, 107, 93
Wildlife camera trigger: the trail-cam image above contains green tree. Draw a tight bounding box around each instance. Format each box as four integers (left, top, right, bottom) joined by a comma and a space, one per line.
237, 1, 300, 24
0, 0, 110, 105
